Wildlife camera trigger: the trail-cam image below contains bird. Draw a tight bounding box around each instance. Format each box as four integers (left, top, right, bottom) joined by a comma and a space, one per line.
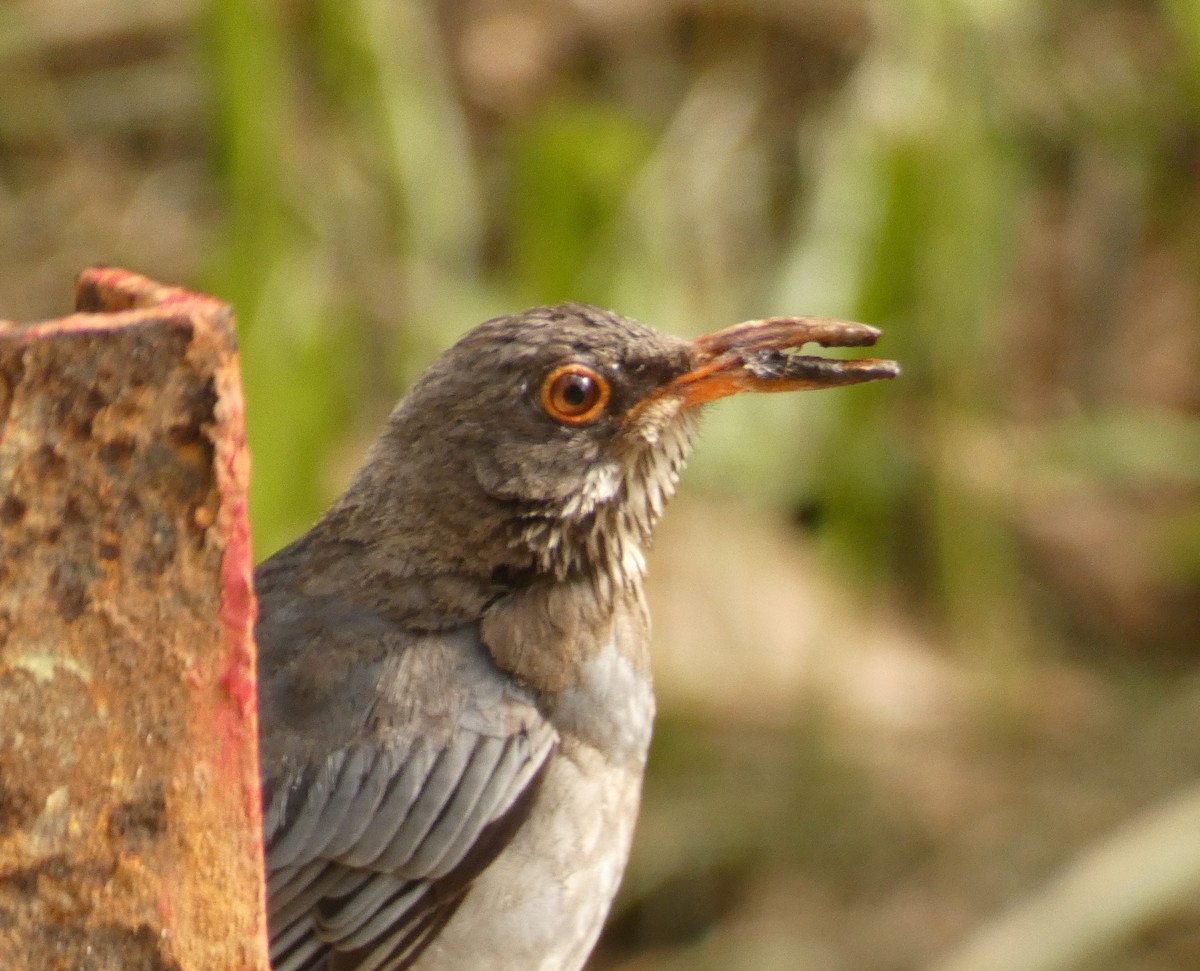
255, 303, 898, 971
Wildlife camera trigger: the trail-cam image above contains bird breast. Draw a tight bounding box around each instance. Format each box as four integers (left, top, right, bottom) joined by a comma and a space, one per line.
409, 633, 654, 971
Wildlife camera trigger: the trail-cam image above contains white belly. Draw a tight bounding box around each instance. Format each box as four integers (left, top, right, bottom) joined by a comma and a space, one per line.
412, 741, 644, 971
414, 615, 656, 971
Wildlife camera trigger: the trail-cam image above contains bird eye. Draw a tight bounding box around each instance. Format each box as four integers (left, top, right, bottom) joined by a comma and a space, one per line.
541, 364, 611, 424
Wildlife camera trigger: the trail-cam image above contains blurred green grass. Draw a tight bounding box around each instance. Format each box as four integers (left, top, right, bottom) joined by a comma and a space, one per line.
194, 0, 1200, 662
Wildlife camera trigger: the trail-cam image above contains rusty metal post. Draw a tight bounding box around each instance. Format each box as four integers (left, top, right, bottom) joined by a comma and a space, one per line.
0, 268, 269, 970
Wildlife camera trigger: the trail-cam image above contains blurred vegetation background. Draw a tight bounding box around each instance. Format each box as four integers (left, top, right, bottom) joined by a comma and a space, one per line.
3, 1, 1200, 968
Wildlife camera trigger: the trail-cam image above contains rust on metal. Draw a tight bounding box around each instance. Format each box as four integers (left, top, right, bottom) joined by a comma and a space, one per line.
0, 268, 268, 970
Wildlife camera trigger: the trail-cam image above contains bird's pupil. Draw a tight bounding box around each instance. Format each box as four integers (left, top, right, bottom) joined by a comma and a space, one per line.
563, 377, 589, 406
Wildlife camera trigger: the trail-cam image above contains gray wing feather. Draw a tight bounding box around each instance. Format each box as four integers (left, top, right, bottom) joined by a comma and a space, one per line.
267, 751, 345, 869
270, 860, 336, 926
401, 734, 506, 874
346, 732, 475, 869
370, 733, 477, 870
421, 732, 541, 879
493, 727, 557, 818
265, 723, 554, 971
318, 874, 415, 941
260, 616, 558, 971
270, 904, 314, 956
273, 935, 323, 971
319, 745, 414, 859
303, 745, 372, 857
339, 741, 441, 867
329, 883, 426, 949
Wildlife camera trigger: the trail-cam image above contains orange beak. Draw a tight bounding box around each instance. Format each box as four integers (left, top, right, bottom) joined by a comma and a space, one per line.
668, 316, 900, 407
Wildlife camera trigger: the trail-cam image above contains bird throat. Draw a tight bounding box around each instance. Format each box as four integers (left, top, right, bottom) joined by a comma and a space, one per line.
516, 405, 699, 602
483, 406, 697, 697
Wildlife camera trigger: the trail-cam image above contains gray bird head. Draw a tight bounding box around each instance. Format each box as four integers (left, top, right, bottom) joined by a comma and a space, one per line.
416, 303, 697, 553
309, 303, 897, 627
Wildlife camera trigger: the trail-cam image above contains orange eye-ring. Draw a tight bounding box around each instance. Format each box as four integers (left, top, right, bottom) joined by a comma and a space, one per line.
540, 364, 611, 424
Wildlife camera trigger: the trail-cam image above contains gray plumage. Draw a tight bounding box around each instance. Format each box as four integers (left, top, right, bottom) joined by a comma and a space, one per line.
256, 303, 897, 971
